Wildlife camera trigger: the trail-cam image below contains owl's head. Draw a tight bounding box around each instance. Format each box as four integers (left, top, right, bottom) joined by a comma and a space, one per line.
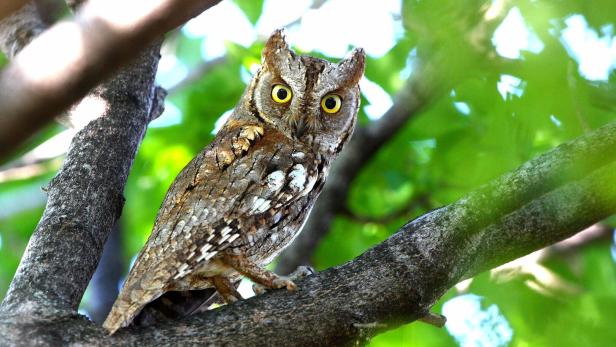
248, 29, 365, 155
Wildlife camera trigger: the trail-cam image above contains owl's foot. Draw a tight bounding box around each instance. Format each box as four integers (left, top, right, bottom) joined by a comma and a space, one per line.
212, 276, 242, 304
222, 254, 298, 294
252, 265, 314, 295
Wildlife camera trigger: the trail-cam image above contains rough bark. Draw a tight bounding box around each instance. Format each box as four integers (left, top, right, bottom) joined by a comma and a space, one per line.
0, 118, 614, 346
0, 42, 163, 316
0, 0, 222, 160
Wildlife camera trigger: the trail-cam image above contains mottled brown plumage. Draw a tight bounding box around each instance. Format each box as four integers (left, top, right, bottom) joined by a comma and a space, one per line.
103, 29, 365, 334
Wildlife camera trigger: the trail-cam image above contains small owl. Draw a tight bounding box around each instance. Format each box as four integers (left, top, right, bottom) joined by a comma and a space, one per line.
103, 29, 365, 334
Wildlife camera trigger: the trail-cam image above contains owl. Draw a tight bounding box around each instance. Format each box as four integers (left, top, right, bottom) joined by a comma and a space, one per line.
103, 29, 365, 334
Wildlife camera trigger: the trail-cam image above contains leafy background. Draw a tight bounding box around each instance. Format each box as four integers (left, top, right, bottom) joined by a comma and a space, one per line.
1, 0, 616, 346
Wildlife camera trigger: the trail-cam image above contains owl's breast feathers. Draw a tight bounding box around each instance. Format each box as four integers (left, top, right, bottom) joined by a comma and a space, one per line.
103, 120, 328, 333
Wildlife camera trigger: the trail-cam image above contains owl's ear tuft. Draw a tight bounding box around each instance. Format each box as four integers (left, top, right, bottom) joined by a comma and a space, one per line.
263, 29, 295, 70
336, 48, 366, 86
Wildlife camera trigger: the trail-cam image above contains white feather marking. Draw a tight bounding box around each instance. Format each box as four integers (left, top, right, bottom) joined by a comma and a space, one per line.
257, 200, 271, 213
207, 233, 215, 241
266, 170, 286, 191
218, 233, 231, 244
250, 197, 271, 214
228, 233, 240, 243
301, 172, 318, 196
292, 152, 305, 160
196, 250, 218, 262
187, 251, 196, 259
289, 164, 307, 191
173, 220, 186, 234
174, 263, 191, 279
220, 226, 232, 236
200, 244, 212, 253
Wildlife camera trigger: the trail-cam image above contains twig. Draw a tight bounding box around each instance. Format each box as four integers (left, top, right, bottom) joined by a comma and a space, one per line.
340, 194, 431, 224
167, 56, 226, 95
0, 157, 62, 183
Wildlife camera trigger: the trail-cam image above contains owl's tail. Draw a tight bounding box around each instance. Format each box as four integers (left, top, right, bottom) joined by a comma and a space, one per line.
132, 287, 219, 327
103, 287, 161, 335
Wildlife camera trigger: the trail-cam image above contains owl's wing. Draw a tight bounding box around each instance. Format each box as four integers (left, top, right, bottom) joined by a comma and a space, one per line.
103, 122, 319, 333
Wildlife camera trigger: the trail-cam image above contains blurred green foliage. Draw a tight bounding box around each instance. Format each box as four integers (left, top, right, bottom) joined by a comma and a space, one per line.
1, 0, 616, 345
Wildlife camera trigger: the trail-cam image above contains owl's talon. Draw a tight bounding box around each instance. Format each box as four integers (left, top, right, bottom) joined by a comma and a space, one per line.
289, 265, 316, 280
272, 277, 297, 291
252, 283, 268, 296
223, 294, 239, 304
251, 276, 296, 295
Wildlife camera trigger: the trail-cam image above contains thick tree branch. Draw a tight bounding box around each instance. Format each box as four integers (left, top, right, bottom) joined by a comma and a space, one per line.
0, 0, 222, 160
0, 42, 163, 316
0, 0, 167, 317
92, 121, 616, 344
2, 117, 615, 347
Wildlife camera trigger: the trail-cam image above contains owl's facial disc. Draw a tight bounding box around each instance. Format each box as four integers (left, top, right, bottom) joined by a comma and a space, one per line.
254, 29, 366, 151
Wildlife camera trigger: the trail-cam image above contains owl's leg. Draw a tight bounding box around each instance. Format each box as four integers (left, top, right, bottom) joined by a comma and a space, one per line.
211, 276, 242, 304
253, 265, 315, 295
221, 254, 297, 291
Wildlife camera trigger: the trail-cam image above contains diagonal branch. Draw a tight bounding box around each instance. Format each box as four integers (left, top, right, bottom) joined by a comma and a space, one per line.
0, 0, 223, 160
0, 0, 181, 318
83, 121, 616, 344
1, 114, 615, 347
0, 43, 164, 317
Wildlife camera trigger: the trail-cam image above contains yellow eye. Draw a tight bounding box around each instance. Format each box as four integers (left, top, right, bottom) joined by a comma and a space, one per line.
271, 84, 292, 103
321, 94, 342, 114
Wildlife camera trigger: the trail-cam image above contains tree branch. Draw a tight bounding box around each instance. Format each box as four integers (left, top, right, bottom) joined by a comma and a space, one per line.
0, 42, 163, 316
340, 193, 431, 225
2, 116, 615, 347
0, 0, 222, 160
0, 0, 167, 316
276, 57, 444, 274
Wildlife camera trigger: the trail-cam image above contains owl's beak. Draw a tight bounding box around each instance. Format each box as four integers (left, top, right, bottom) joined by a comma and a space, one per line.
294, 118, 307, 138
